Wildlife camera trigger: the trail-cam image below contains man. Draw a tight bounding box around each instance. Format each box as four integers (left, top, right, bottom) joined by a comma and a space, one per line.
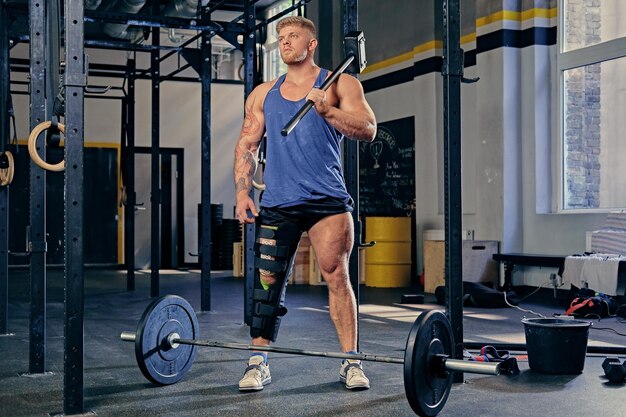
233, 15, 376, 392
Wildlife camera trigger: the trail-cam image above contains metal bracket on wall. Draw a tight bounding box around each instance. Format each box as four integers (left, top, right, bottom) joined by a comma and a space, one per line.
441, 49, 479, 84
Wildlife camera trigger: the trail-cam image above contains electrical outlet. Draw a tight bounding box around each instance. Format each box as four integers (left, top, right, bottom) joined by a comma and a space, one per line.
550, 273, 563, 288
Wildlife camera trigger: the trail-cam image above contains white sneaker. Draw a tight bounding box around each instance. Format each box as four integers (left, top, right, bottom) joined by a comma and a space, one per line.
339, 359, 370, 390
239, 355, 271, 391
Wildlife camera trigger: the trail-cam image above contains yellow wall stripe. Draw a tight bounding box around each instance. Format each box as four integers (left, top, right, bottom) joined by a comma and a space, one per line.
477, 8, 557, 27
521, 7, 557, 20
83, 141, 120, 149
461, 33, 477, 44
16, 139, 120, 148
117, 144, 123, 265
362, 40, 442, 75
476, 10, 505, 27
363, 7, 556, 75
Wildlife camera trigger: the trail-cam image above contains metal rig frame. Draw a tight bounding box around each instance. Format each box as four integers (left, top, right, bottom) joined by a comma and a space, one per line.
0, 0, 364, 414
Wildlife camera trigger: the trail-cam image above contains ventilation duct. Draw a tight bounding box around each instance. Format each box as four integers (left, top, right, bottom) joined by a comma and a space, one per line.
85, 0, 102, 9
101, 0, 147, 41
163, 0, 210, 18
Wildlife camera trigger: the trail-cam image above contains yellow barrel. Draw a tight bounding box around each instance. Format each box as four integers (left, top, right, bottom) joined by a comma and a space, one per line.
365, 217, 412, 287
366, 242, 411, 263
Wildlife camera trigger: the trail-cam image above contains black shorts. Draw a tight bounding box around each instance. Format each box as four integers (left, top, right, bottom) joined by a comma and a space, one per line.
258, 196, 354, 232
255, 196, 353, 278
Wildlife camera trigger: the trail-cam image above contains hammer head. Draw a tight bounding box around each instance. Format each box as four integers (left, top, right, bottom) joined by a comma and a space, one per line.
344, 31, 367, 74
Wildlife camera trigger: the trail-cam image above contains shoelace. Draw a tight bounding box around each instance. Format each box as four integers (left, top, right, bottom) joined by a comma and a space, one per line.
245, 367, 262, 380
347, 366, 364, 380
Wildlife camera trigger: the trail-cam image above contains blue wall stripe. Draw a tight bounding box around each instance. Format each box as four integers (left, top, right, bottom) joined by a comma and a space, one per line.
363, 26, 556, 94
362, 57, 441, 92
478, 27, 557, 53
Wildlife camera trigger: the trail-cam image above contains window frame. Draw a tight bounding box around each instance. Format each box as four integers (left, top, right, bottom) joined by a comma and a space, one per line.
263, 1, 300, 81
557, 0, 626, 212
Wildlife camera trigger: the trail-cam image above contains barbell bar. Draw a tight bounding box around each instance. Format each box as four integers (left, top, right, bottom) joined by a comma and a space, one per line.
280, 55, 355, 137
122, 330, 403, 363
120, 331, 499, 376
121, 295, 501, 417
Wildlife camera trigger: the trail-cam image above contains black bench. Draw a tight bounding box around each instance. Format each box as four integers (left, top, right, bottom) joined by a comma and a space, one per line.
492, 253, 566, 291
493, 253, 626, 295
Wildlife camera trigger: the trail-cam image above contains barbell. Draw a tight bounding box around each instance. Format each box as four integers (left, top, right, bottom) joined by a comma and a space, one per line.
121, 295, 501, 417
280, 31, 367, 136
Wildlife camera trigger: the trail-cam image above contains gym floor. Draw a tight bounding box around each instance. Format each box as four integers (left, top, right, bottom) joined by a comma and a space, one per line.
1, 269, 624, 417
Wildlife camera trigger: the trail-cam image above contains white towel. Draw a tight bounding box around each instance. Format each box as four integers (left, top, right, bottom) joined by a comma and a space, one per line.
562, 256, 586, 288
562, 254, 622, 295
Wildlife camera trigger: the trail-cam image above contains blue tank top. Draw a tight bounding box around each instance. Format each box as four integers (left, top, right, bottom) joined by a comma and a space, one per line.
261, 68, 351, 208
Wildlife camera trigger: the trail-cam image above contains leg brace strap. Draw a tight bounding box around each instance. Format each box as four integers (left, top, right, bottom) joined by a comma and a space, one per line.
254, 257, 286, 272
251, 288, 288, 339
255, 241, 290, 257
250, 219, 301, 342
257, 226, 276, 239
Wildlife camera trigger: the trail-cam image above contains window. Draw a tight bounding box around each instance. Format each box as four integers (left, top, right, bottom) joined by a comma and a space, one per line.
562, 1, 626, 51
263, 1, 300, 81
559, 1, 626, 210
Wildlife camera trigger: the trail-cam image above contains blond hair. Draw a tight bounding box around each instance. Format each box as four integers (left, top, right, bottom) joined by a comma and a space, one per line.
276, 16, 317, 38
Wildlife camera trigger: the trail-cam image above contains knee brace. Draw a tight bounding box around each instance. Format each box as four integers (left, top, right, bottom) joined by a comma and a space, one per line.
250, 224, 299, 342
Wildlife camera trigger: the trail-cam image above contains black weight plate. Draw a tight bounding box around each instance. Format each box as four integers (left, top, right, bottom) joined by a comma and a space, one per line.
134, 295, 199, 385
404, 310, 454, 417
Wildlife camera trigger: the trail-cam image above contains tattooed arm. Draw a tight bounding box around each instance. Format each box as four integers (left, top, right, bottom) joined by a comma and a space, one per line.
234, 85, 268, 224
306, 74, 376, 142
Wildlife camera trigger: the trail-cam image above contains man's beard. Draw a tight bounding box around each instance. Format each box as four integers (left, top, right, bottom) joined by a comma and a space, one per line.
281, 49, 308, 65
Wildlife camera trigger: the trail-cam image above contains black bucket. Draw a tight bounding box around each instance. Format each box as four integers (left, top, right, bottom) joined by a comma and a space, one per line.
522, 317, 591, 374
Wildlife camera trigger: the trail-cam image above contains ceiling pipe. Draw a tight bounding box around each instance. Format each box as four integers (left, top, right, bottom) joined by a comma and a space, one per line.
85, 0, 103, 9
163, 0, 210, 18
102, 0, 147, 41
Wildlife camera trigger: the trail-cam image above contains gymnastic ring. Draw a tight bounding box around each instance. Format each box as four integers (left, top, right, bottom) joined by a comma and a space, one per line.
252, 180, 265, 191
238, 62, 244, 81
0, 150, 15, 186
28, 121, 65, 172
251, 155, 265, 190
120, 185, 128, 207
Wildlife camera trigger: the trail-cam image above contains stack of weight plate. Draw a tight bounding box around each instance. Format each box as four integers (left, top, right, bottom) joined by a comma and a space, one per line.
209, 204, 224, 270
196, 203, 242, 270
215, 219, 242, 270
197, 203, 226, 270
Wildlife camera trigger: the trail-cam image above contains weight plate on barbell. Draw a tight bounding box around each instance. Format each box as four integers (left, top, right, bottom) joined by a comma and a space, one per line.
134, 295, 199, 385
404, 310, 454, 417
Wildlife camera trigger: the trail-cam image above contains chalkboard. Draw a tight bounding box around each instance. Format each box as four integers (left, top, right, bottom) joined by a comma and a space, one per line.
359, 116, 415, 216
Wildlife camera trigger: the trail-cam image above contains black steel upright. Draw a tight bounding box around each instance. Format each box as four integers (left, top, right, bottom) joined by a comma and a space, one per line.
317, 0, 333, 70
342, 0, 360, 346
124, 59, 136, 290
150, 0, 161, 297
200, 5, 213, 311
46, 0, 60, 113
442, 0, 464, 368
0, 0, 9, 336
63, 0, 86, 412
28, 0, 48, 375
243, 0, 257, 325
161, 154, 173, 267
